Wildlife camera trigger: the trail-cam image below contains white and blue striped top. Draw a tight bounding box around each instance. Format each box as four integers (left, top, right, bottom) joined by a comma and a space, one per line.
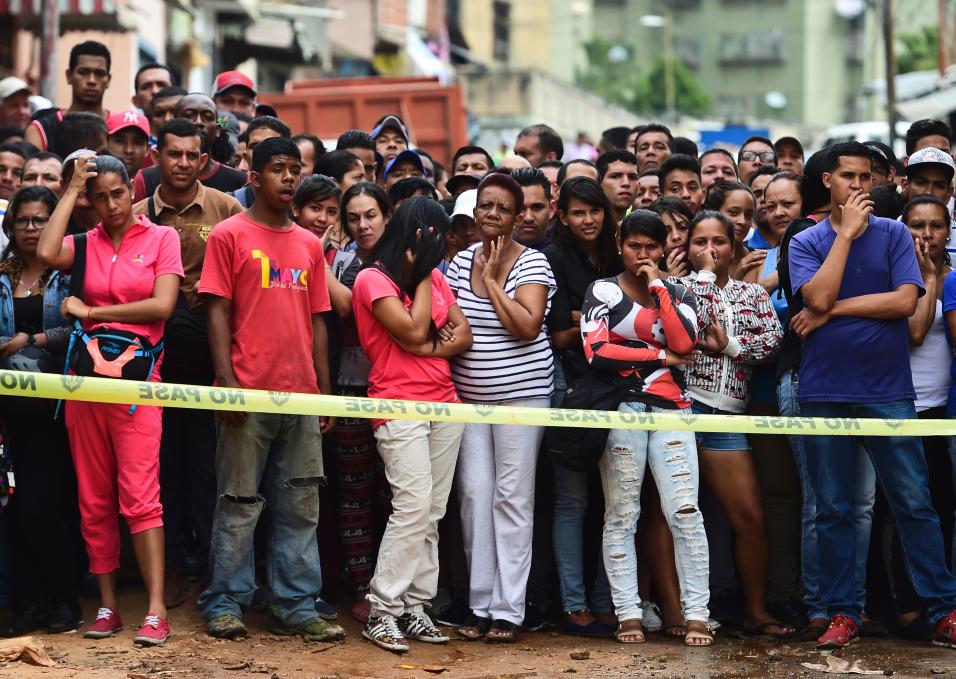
447, 243, 556, 403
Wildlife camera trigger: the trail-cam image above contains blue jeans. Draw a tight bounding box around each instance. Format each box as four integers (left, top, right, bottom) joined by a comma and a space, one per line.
801, 400, 956, 625
199, 413, 324, 626
777, 371, 874, 620
599, 402, 710, 623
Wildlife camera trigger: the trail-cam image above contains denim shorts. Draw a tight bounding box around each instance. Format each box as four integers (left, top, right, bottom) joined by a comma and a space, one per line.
690, 401, 751, 452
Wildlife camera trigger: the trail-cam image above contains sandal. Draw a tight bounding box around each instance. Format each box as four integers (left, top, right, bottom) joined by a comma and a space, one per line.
792, 618, 829, 642
742, 620, 795, 638
615, 618, 646, 644
661, 624, 687, 639
486, 619, 518, 643
456, 613, 491, 641
685, 620, 713, 646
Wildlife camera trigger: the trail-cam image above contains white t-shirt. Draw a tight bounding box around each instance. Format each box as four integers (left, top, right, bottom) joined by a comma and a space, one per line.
910, 298, 950, 411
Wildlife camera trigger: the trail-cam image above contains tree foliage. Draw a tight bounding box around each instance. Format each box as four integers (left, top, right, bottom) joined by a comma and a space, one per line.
896, 25, 938, 74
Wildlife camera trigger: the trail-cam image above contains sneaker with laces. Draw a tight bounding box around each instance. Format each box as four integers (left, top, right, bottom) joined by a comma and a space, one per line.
933, 609, 956, 650
84, 608, 123, 639
817, 614, 859, 649
363, 614, 409, 653
134, 614, 171, 647
399, 612, 449, 644
314, 597, 339, 621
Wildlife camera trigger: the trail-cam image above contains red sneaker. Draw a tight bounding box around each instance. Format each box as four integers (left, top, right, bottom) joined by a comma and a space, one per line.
817, 614, 859, 649
933, 609, 956, 650
133, 614, 171, 647
84, 607, 123, 639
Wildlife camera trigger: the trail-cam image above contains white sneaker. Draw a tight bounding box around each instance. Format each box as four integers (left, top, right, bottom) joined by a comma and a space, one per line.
363, 614, 409, 653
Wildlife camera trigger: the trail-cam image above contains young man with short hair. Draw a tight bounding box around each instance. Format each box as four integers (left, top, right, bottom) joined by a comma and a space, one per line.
212, 71, 257, 118
904, 118, 951, 163
452, 145, 494, 178
148, 86, 187, 138
660, 153, 703, 215
635, 169, 660, 209
0, 142, 25, 201
132, 64, 174, 113
737, 136, 777, 183
512, 167, 555, 248
107, 110, 151, 176
20, 151, 63, 196
336, 129, 377, 181
774, 137, 804, 174
26, 41, 112, 151
514, 124, 564, 168
197, 137, 343, 643
597, 149, 638, 224
233, 116, 292, 208
788, 141, 956, 650
633, 123, 673, 173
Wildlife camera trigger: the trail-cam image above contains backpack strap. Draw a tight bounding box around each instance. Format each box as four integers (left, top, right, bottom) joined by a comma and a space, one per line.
69, 233, 87, 300
147, 195, 158, 224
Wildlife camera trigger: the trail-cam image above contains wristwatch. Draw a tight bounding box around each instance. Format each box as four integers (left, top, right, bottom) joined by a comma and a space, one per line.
26, 334, 36, 346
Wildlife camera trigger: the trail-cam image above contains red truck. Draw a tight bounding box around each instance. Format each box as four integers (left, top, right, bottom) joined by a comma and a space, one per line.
261, 76, 468, 167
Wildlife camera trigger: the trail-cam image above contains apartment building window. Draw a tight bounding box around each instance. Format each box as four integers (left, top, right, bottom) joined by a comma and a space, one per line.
493, 1, 511, 64
718, 29, 785, 65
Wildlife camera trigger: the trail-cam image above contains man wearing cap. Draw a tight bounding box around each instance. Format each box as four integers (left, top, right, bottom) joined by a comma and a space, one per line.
774, 137, 804, 174
107, 110, 151, 176
25, 40, 112, 151
212, 71, 257, 118
0, 77, 33, 129
901, 146, 956, 254
371, 115, 409, 165
383, 149, 425, 189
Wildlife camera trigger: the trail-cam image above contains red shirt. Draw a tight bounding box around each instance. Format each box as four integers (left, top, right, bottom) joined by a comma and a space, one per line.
199, 212, 331, 393
352, 267, 459, 427
65, 214, 184, 347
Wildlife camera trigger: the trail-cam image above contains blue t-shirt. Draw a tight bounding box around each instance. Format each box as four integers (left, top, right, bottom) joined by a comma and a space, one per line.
941, 271, 956, 415
788, 215, 924, 403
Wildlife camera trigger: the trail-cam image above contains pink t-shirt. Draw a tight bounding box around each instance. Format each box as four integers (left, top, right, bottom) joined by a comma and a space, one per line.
66, 214, 184, 347
352, 267, 460, 426
198, 212, 331, 394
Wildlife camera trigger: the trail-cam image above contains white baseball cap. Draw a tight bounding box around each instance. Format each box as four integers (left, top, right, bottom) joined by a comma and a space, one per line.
0, 76, 31, 102
906, 146, 956, 180
452, 189, 477, 221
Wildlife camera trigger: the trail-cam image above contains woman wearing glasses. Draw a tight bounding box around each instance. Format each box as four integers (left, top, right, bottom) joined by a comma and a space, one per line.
0, 186, 83, 637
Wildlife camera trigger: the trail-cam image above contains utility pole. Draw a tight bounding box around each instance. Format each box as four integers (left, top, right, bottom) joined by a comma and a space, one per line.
883, 0, 897, 152
939, 0, 947, 75
40, 0, 59, 102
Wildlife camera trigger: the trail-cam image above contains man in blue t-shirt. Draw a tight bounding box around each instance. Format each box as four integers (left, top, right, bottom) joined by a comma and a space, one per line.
788, 141, 956, 650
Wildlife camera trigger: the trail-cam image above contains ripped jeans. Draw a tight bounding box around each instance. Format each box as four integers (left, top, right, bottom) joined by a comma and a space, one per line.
199, 413, 324, 626
598, 402, 710, 624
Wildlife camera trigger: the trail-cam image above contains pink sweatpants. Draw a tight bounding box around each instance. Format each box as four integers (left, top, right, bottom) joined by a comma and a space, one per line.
65, 400, 164, 574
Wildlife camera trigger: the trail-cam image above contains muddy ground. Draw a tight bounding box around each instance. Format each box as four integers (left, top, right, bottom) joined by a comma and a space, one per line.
2, 592, 955, 678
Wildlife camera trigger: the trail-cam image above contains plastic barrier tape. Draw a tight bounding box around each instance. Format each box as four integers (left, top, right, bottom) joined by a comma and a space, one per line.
0, 370, 954, 437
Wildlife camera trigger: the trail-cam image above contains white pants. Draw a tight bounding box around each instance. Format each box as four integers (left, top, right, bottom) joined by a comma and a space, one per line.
367, 419, 465, 618
456, 397, 549, 624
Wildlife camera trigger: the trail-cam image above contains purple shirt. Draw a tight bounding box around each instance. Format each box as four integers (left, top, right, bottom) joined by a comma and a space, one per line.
789, 215, 924, 403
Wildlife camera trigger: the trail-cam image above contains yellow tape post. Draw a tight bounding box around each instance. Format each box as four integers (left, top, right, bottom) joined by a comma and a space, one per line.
0, 370, 954, 437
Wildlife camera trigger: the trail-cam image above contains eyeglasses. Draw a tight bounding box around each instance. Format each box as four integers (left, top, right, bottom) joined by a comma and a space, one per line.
12, 216, 49, 230
740, 151, 776, 164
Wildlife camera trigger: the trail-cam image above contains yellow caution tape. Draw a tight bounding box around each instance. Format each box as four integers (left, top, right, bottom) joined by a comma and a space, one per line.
0, 370, 953, 437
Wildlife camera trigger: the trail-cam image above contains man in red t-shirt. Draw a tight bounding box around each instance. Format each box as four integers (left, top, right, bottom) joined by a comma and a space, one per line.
196, 137, 343, 644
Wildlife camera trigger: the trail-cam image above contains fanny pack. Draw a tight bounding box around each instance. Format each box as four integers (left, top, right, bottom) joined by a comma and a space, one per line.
57, 233, 163, 415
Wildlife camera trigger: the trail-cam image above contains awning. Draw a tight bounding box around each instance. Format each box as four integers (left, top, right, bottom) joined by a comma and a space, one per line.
2, 0, 136, 32
897, 87, 956, 121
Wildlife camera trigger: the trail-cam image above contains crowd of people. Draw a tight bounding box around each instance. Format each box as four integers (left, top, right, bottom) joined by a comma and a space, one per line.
0, 39, 955, 655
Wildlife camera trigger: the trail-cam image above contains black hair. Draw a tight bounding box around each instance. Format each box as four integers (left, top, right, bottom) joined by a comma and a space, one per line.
902, 194, 950, 224
152, 85, 187, 103
596, 149, 638, 180
748, 165, 781, 185
432, 159, 447, 185
69, 40, 111, 71
688, 209, 735, 247
649, 195, 693, 225
134, 63, 173, 90
556, 159, 597, 186
905, 119, 952, 156
539, 160, 564, 170
864, 140, 897, 166
451, 145, 494, 171
659, 153, 701, 184
702, 179, 754, 212
53, 112, 107, 158
23, 150, 61, 165
388, 176, 437, 204
362, 197, 447, 345
337, 129, 375, 151
314, 150, 363, 184
0, 126, 24, 144
801, 149, 830, 216
699, 148, 738, 172
157, 118, 203, 150
292, 174, 341, 211
292, 133, 326, 159
0, 142, 27, 161
233, 111, 253, 124
341, 181, 393, 228
740, 135, 775, 154
600, 126, 631, 150
511, 167, 552, 196
766, 170, 803, 193
639, 169, 659, 180
518, 124, 564, 161
636, 123, 674, 146
247, 115, 291, 139
1, 185, 59, 258
673, 137, 698, 157
822, 141, 872, 174
620, 209, 667, 246
477, 172, 524, 212
865, 143, 891, 175
251, 137, 300, 173
555, 176, 620, 273
86, 154, 129, 196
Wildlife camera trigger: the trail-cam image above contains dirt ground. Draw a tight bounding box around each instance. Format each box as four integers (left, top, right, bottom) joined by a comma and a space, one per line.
2, 591, 955, 679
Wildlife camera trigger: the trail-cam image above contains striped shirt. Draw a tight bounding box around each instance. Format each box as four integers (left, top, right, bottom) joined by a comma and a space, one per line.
447, 243, 556, 403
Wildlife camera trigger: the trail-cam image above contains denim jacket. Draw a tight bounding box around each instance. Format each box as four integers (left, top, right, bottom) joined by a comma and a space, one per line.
0, 270, 72, 351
